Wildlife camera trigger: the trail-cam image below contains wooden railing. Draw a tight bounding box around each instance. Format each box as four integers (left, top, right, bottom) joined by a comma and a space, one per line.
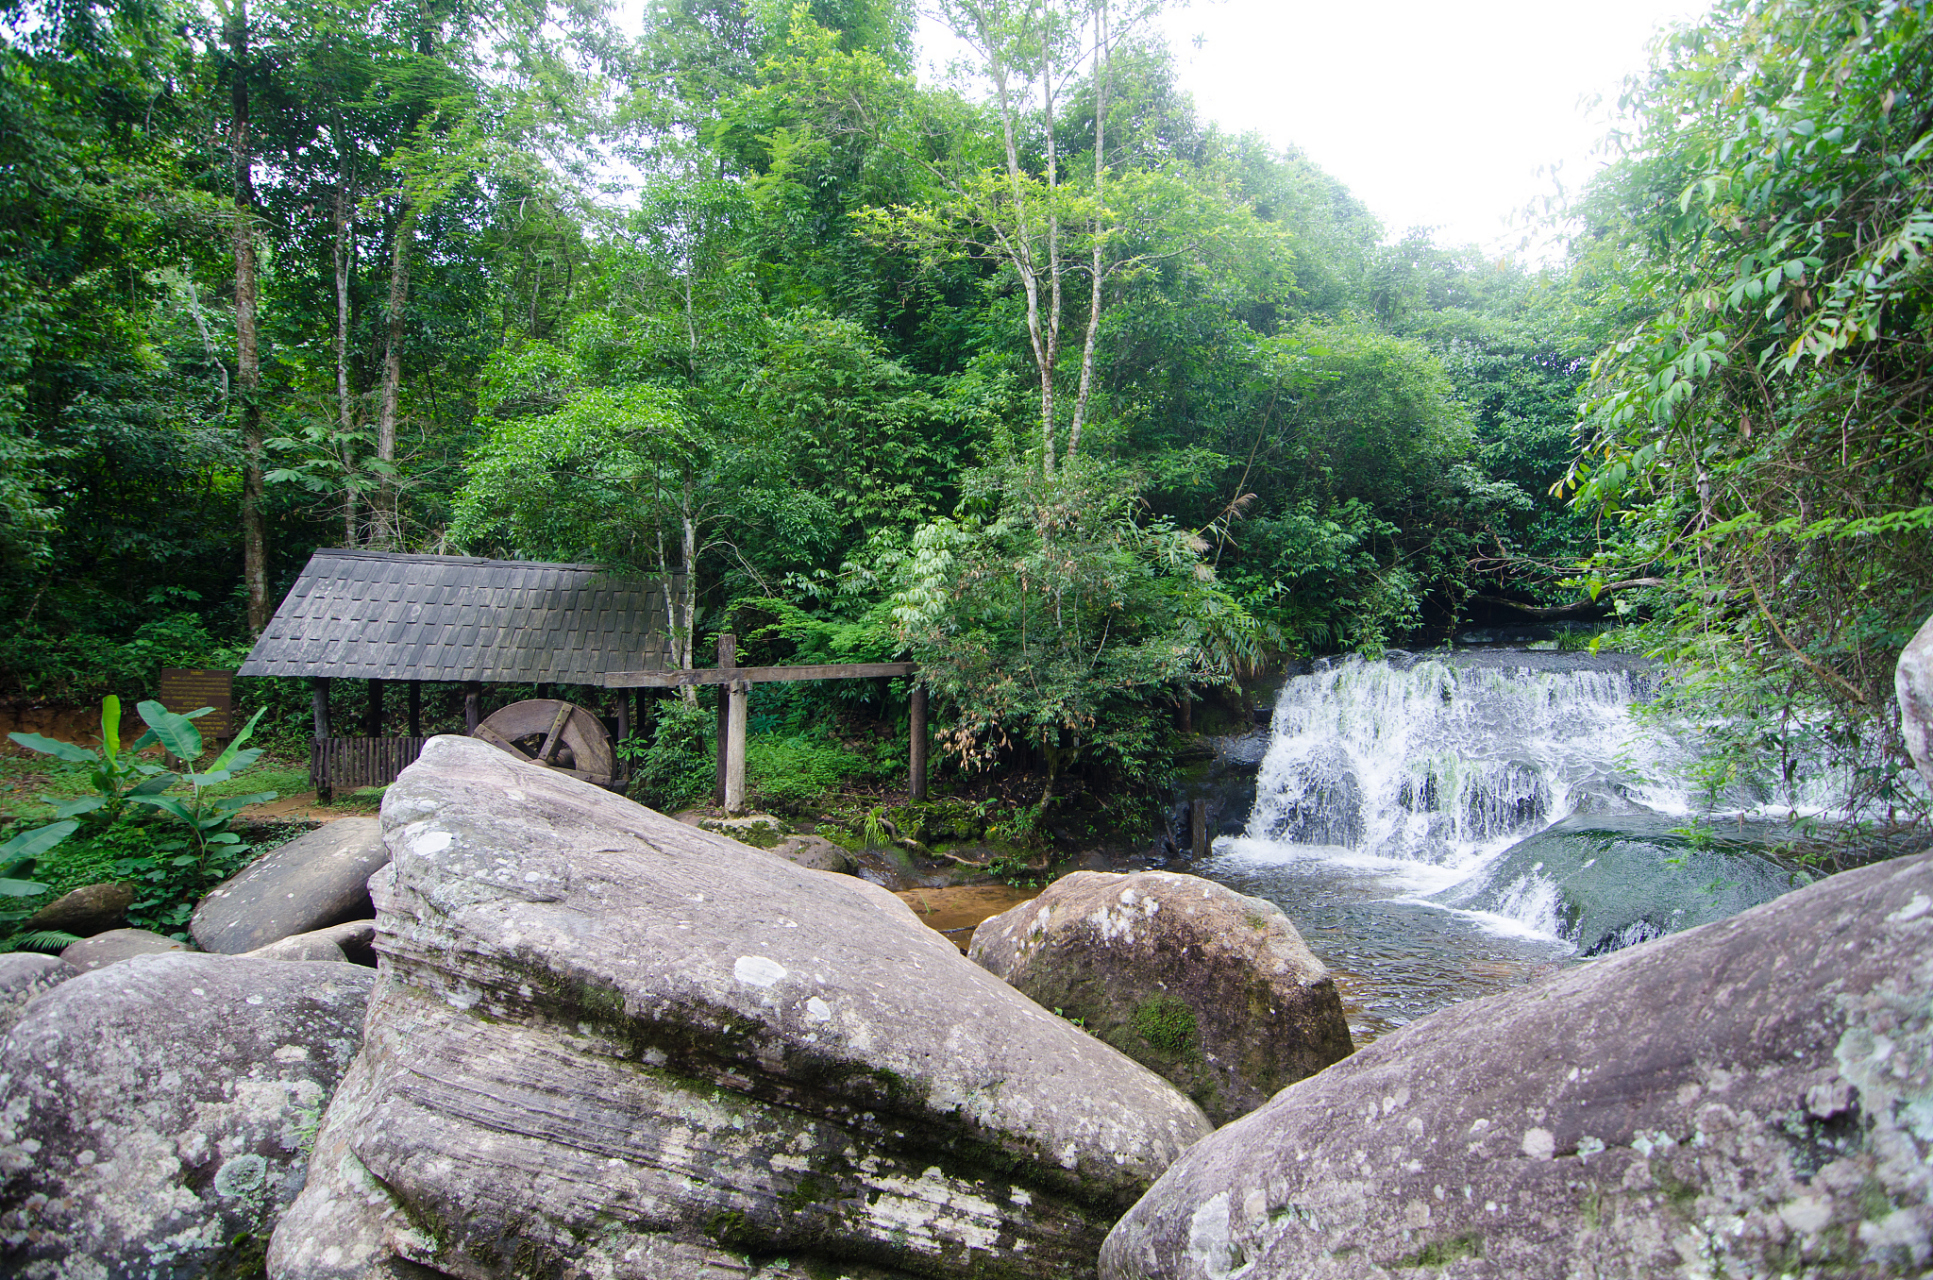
310, 736, 429, 796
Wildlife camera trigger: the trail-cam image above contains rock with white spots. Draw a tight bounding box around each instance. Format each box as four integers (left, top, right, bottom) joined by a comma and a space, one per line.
0, 954, 72, 1039
1098, 850, 1933, 1280
971, 871, 1352, 1127
244, 919, 377, 965
191, 818, 387, 955
0, 951, 374, 1278
270, 735, 1210, 1280
59, 926, 186, 972
1896, 611, 1933, 788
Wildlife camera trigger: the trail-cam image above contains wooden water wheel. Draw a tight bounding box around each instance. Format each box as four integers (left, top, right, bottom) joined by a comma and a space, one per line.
471, 698, 616, 787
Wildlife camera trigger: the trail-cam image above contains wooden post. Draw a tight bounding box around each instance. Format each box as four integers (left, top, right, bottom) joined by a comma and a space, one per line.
311, 677, 333, 801
464, 681, 481, 733
713, 632, 735, 807
407, 681, 421, 737
1190, 799, 1209, 859
909, 684, 928, 801
364, 679, 384, 738
724, 677, 749, 813
615, 689, 631, 785
536, 682, 553, 701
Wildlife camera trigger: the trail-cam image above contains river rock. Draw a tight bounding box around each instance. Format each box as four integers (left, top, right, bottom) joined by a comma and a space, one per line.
774, 832, 853, 873
191, 817, 386, 955
0, 951, 375, 1278
1897, 611, 1933, 788
59, 925, 186, 972
21, 881, 132, 936
0, 954, 72, 1038
1099, 849, 1933, 1280
270, 734, 1210, 1280
245, 919, 378, 965
970, 871, 1352, 1126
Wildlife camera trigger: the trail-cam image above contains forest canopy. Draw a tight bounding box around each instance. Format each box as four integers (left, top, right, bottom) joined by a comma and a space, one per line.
1, 0, 1926, 824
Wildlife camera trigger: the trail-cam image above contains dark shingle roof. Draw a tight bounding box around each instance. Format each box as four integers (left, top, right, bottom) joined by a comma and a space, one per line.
237, 550, 666, 683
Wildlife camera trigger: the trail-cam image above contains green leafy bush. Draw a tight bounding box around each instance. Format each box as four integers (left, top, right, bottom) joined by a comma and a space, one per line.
625, 698, 718, 815
746, 734, 881, 813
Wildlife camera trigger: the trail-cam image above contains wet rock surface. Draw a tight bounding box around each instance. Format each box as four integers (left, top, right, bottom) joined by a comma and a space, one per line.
1099, 850, 1933, 1280
971, 871, 1352, 1126
21, 881, 131, 936
59, 925, 186, 971
0, 951, 374, 1279
272, 735, 1211, 1280
0, 955, 71, 1039
191, 817, 386, 954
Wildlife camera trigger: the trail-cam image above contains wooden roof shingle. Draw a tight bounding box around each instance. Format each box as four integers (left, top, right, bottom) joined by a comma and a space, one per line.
237, 550, 666, 684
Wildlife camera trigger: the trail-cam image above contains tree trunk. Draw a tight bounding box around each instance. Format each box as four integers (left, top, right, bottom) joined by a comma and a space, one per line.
1066, 0, 1110, 463
372, 195, 415, 547
333, 160, 357, 546
229, 0, 268, 633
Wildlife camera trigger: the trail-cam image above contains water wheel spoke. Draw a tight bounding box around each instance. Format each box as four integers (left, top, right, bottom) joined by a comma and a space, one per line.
474, 723, 532, 760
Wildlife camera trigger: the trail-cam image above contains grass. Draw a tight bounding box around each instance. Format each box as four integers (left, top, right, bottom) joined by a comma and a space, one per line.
0, 752, 310, 825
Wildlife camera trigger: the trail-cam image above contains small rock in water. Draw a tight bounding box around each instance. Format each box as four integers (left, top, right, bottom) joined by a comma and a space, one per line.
271, 736, 1210, 1280
1896, 610, 1933, 788
1099, 849, 1933, 1280
0, 952, 375, 1278
60, 926, 186, 972
22, 880, 132, 936
971, 870, 1353, 1126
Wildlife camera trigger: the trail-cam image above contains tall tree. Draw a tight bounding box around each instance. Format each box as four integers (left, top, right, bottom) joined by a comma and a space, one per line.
223, 0, 270, 631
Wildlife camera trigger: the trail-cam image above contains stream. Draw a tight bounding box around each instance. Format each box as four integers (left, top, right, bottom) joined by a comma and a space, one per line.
1194, 649, 1819, 1043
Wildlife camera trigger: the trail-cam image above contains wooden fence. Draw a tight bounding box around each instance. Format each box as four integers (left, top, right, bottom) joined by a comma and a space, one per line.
310, 736, 429, 796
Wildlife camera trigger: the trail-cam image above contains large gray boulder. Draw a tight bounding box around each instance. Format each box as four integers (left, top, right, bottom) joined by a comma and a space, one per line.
0, 954, 71, 1039
1897, 611, 1933, 788
1098, 850, 1933, 1280
244, 919, 378, 965
21, 881, 131, 936
0, 951, 375, 1278
59, 926, 185, 972
271, 735, 1210, 1280
191, 818, 387, 954
971, 871, 1352, 1126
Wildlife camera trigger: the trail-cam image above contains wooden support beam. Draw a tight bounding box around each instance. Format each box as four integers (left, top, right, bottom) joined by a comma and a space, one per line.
464, 681, 482, 733
407, 681, 421, 738
724, 677, 748, 813
1190, 799, 1209, 859
713, 633, 735, 807
365, 679, 385, 738
909, 684, 928, 801
311, 677, 332, 739
615, 690, 631, 786
603, 661, 916, 689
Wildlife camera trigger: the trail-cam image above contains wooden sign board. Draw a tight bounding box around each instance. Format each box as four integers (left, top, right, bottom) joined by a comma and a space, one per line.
159, 668, 236, 740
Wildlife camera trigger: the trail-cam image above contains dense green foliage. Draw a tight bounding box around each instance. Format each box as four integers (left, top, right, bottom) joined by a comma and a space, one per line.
1, 0, 1923, 827
1565, 0, 1933, 818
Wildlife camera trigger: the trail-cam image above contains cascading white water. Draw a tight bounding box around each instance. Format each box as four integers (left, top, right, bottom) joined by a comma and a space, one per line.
1242, 651, 1690, 871
1203, 649, 1829, 1034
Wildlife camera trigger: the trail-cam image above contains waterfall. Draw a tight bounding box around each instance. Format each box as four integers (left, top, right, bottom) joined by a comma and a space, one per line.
1243, 650, 1688, 870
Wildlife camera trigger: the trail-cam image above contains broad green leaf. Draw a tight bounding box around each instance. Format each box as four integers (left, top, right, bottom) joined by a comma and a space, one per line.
0, 820, 79, 859
7, 733, 97, 765
101, 694, 121, 761
129, 795, 197, 825
136, 701, 203, 762
0, 878, 47, 898
50, 797, 104, 819
129, 773, 177, 797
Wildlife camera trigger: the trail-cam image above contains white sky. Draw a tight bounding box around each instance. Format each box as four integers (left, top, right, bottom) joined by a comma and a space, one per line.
918, 0, 1715, 257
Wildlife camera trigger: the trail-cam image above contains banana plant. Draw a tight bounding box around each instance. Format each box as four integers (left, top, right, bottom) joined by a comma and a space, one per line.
126, 701, 276, 856
3, 693, 189, 899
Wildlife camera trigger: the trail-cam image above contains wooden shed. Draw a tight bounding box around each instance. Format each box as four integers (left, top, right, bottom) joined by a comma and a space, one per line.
238, 549, 669, 794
